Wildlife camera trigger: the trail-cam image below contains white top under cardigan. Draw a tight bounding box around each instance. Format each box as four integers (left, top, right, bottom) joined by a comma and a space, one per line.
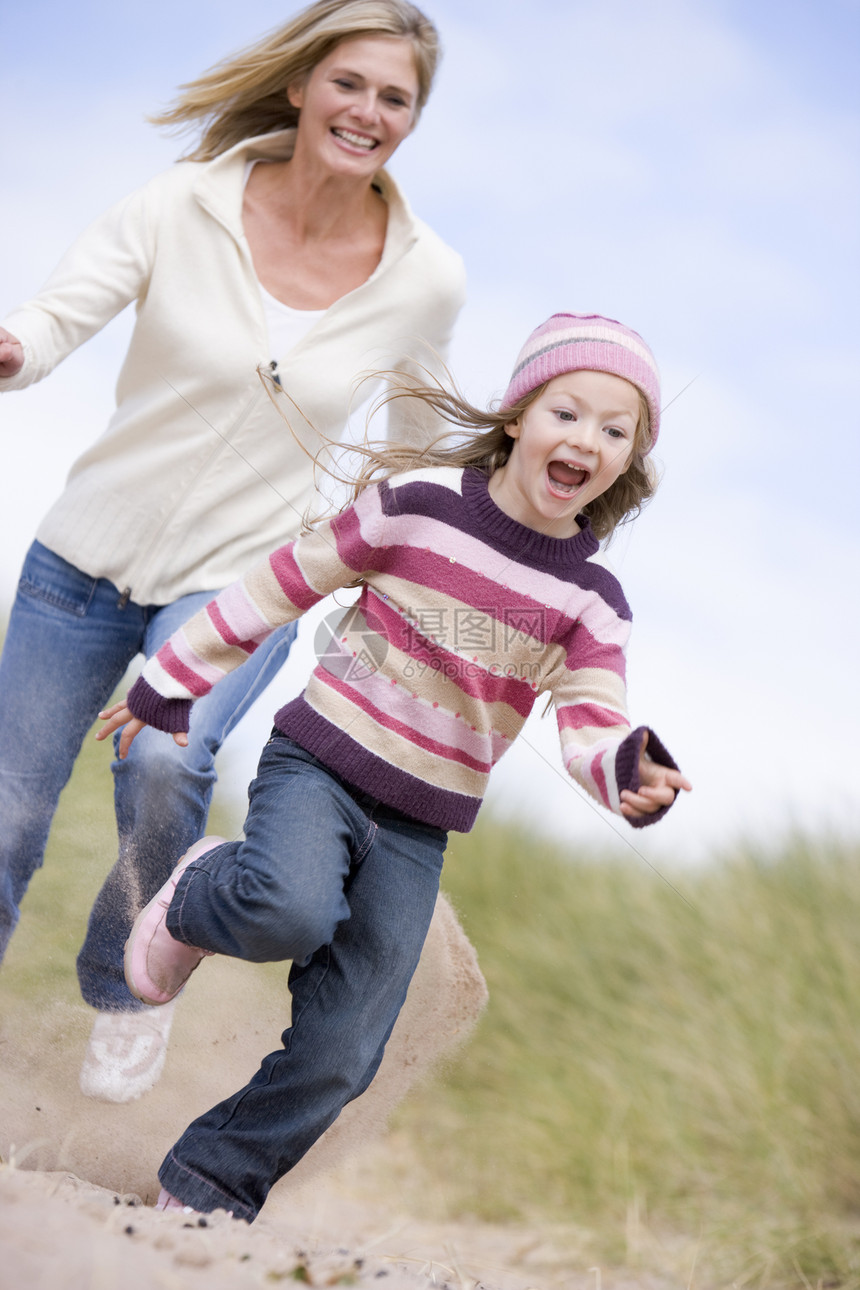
246, 158, 326, 359
0, 130, 466, 605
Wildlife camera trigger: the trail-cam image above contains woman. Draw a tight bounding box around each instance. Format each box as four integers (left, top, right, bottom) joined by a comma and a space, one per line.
0, 0, 477, 1105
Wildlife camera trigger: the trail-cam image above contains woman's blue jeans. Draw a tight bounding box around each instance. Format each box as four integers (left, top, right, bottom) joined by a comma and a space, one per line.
158, 736, 447, 1221
0, 541, 298, 1008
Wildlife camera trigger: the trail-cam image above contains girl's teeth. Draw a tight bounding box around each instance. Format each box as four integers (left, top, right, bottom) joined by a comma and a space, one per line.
548, 461, 586, 490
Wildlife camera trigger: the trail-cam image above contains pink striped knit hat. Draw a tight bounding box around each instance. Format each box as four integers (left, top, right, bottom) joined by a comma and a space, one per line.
501, 313, 662, 448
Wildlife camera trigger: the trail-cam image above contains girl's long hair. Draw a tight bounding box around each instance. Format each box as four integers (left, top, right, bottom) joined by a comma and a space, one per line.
149, 0, 440, 160
275, 367, 658, 543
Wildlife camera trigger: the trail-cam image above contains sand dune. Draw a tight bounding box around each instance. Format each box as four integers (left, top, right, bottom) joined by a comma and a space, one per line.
0, 891, 676, 1289
1, 1159, 662, 1290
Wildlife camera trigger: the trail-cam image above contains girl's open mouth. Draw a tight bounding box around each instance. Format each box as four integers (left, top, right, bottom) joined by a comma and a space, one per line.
547, 460, 588, 494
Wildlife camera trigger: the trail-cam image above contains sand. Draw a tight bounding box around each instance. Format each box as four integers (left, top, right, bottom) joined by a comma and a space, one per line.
0, 894, 676, 1289
0, 1159, 661, 1290
0, 893, 484, 1191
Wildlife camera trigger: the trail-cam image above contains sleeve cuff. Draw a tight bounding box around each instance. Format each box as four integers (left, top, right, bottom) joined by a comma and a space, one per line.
615, 725, 680, 829
0, 335, 38, 392
127, 675, 192, 734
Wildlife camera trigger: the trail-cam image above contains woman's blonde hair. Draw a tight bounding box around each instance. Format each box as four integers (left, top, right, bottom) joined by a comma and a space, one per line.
289, 371, 657, 542
150, 0, 440, 160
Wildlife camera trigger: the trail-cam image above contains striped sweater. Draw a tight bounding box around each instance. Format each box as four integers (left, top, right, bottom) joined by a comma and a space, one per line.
128, 466, 678, 832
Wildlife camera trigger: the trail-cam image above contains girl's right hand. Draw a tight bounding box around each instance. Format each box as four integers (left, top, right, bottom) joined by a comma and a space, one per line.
96, 699, 189, 761
0, 327, 24, 378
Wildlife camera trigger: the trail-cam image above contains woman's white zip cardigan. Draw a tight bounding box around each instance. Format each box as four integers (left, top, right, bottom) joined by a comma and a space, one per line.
0, 130, 466, 605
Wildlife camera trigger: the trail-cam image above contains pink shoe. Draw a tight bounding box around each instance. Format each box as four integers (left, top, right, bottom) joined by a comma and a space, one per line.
156, 1187, 194, 1212
124, 836, 227, 1007
155, 1187, 233, 1219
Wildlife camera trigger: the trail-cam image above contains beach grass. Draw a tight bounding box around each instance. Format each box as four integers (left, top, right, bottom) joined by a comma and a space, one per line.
403, 822, 860, 1286
4, 729, 860, 1286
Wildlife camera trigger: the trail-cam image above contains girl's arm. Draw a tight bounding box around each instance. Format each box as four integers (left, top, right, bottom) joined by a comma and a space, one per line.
550, 617, 689, 828
559, 711, 686, 829
97, 486, 386, 757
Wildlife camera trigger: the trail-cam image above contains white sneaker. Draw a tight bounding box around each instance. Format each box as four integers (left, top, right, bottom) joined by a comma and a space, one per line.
79, 999, 177, 1103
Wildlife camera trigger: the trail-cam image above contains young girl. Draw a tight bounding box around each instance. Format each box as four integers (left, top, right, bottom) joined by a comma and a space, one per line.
98, 311, 692, 1220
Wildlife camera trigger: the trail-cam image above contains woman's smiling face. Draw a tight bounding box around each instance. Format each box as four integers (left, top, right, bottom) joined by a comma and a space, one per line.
288, 35, 419, 178
488, 370, 640, 538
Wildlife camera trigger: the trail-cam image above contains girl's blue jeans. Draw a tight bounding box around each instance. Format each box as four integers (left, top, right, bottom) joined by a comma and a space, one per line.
157, 735, 448, 1221
0, 540, 298, 1008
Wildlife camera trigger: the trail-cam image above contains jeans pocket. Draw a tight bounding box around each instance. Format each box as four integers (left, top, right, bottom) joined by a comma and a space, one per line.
17, 542, 98, 618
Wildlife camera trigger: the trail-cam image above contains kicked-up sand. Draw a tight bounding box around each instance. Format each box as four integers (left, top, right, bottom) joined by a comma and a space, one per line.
0, 891, 682, 1289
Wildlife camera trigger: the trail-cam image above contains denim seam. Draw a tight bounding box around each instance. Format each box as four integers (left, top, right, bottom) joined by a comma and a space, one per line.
18, 576, 98, 618
171, 866, 206, 945
352, 818, 377, 866
281, 944, 333, 1059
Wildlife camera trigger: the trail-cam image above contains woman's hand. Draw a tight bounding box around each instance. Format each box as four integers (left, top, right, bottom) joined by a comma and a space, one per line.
96, 699, 188, 761
0, 327, 24, 378
620, 731, 692, 820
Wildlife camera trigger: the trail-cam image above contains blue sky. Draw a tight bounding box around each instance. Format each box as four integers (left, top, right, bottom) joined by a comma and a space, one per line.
2, 0, 858, 863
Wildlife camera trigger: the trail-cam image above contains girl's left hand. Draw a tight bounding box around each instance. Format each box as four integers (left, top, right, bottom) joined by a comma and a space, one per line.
95, 699, 188, 761
620, 732, 692, 820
